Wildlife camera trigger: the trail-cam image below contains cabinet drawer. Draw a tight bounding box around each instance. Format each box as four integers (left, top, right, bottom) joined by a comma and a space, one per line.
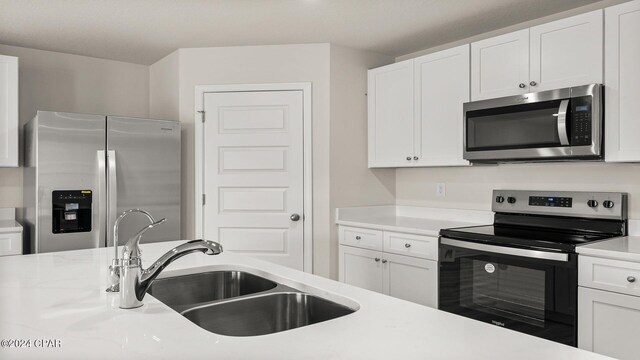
579, 256, 640, 297
339, 226, 383, 251
383, 231, 438, 260
0, 232, 22, 256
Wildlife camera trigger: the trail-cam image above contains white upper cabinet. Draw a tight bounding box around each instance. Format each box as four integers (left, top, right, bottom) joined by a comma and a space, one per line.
368, 47, 470, 168
0, 55, 18, 167
367, 59, 415, 167
471, 29, 530, 100
604, 0, 640, 162
529, 10, 603, 92
414, 44, 470, 167
471, 10, 603, 101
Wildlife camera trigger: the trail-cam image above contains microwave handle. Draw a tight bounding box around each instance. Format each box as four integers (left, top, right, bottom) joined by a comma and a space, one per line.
557, 99, 570, 146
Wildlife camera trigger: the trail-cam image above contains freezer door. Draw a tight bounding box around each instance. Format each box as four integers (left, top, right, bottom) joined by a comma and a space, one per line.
34, 111, 106, 253
107, 116, 181, 245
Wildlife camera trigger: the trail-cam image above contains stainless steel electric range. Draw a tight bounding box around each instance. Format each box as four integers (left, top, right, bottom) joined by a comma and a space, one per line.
438, 190, 628, 346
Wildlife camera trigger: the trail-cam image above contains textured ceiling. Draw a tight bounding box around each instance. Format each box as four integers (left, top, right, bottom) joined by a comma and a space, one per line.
0, 0, 602, 65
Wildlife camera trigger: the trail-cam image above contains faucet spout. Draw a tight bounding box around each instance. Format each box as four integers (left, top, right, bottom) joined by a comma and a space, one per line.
119, 239, 223, 309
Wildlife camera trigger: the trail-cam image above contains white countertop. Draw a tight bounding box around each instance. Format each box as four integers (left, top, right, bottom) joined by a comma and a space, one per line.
578, 236, 640, 263
335, 205, 492, 236
0, 240, 610, 360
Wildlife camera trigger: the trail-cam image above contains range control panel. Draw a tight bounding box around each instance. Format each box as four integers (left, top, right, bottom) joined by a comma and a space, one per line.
52, 190, 92, 234
492, 190, 627, 220
529, 196, 573, 208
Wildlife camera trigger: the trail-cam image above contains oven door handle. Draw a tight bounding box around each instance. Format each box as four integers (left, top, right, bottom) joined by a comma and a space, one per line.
556, 99, 570, 146
440, 237, 569, 262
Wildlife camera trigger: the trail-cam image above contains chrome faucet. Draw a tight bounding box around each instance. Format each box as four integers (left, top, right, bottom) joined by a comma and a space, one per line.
106, 209, 157, 293
119, 238, 223, 309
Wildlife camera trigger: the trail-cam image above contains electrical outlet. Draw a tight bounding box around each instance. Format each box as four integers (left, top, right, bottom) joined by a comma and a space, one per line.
436, 183, 446, 197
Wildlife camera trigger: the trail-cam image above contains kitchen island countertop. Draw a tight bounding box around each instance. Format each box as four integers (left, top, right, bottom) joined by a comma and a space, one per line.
0, 240, 611, 360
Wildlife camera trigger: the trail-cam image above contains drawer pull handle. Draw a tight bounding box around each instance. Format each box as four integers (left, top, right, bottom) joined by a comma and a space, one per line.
404, 243, 411, 248
374, 258, 380, 262
628, 276, 636, 283
355, 236, 361, 240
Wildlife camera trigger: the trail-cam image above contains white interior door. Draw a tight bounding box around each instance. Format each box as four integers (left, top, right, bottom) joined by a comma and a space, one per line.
203, 90, 304, 270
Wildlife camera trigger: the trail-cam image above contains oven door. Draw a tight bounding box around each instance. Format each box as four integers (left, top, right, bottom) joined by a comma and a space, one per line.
438, 237, 577, 346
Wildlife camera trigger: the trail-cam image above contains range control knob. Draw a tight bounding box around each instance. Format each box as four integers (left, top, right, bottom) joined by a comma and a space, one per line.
603, 200, 615, 209
495, 196, 505, 203
507, 197, 516, 204
587, 200, 599, 208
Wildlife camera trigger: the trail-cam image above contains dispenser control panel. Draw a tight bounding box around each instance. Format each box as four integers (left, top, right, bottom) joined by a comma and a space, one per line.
52, 190, 92, 234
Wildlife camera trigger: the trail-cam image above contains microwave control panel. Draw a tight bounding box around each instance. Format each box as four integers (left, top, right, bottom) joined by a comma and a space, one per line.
571, 96, 592, 146
52, 190, 92, 234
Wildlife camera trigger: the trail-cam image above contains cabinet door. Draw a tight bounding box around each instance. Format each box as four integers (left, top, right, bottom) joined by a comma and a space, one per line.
471, 29, 530, 100
414, 45, 470, 167
579, 287, 640, 360
383, 252, 437, 308
529, 10, 603, 92
0, 55, 18, 167
339, 245, 383, 293
367, 59, 415, 168
605, 0, 640, 162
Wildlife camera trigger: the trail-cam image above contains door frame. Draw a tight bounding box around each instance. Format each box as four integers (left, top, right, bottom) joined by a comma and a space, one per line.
194, 83, 313, 273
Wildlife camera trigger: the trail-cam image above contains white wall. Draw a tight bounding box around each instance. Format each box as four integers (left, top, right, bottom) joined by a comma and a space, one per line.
0, 44, 149, 209
148, 44, 334, 276
329, 44, 395, 279
394, 0, 640, 219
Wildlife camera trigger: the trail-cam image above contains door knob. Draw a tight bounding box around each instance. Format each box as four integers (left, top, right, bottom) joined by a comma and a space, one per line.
290, 213, 301, 221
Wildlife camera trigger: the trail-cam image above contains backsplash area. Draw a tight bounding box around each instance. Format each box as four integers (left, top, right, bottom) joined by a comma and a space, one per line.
396, 162, 640, 219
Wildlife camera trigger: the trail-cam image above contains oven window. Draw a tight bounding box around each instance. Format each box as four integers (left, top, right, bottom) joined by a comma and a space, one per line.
460, 259, 545, 327
466, 99, 565, 151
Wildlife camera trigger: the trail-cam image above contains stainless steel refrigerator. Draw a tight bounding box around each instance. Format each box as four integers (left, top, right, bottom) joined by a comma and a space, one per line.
23, 111, 181, 253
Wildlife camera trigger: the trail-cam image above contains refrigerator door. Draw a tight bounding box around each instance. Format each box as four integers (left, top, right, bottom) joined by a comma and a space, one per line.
35, 111, 107, 253
107, 116, 181, 246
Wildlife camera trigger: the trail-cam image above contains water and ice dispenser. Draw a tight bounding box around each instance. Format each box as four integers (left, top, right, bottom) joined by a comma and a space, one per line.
52, 190, 92, 234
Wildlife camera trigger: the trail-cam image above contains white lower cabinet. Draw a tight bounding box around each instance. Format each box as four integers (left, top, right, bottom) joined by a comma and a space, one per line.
339, 246, 384, 293
338, 225, 438, 308
578, 254, 640, 359
384, 252, 437, 307
578, 287, 640, 360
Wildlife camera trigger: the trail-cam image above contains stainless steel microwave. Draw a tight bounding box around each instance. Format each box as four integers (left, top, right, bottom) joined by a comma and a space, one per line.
463, 84, 602, 162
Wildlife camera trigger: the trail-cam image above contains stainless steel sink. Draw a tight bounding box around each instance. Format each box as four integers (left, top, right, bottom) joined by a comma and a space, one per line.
147, 271, 277, 312
182, 292, 356, 336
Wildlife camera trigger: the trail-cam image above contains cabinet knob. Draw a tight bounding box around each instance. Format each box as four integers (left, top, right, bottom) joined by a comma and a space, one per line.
530, 81, 537, 86
374, 258, 380, 262
519, 83, 526, 89
290, 213, 301, 221
355, 236, 361, 240
381, 259, 388, 264
405, 243, 411, 248
406, 156, 412, 161
628, 276, 636, 283
413, 156, 418, 160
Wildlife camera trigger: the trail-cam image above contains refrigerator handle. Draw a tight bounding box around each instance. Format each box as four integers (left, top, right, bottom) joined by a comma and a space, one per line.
97, 150, 107, 247
107, 150, 118, 249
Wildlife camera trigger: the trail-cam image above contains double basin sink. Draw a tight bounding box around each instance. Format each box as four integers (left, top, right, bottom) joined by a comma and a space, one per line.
147, 270, 356, 336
